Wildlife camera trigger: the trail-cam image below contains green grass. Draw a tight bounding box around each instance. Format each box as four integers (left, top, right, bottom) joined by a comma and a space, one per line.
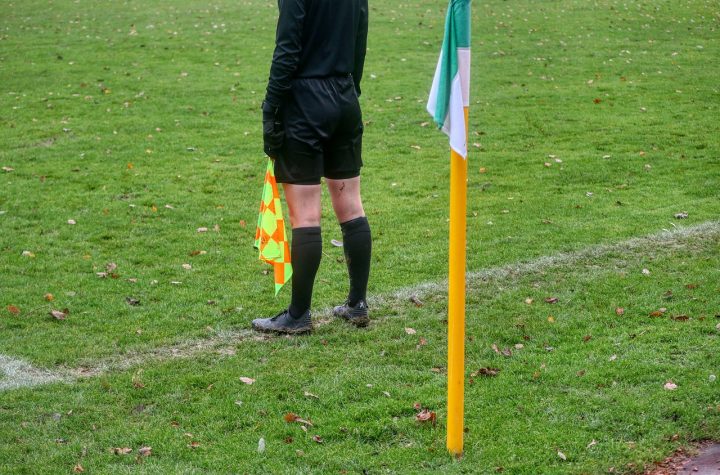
1, 0, 719, 472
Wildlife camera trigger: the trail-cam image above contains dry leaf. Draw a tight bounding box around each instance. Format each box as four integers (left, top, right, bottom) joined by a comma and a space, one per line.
303, 391, 319, 399
404, 327, 416, 335
2, 166, 14, 172
113, 447, 133, 455
583, 335, 592, 342
44, 293, 54, 301
197, 227, 208, 233
615, 307, 625, 316
409, 295, 424, 307
471, 367, 500, 377
125, 297, 141, 306
587, 439, 597, 449
524, 297, 534, 305
188, 441, 200, 449
312, 435, 323, 444
415, 409, 437, 425
239, 377, 255, 385
7, 305, 20, 315
182, 263, 192, 270
67, 219, 76, 225
547, 316, 555, 323
284, 413, 313, 426
664, 381, 678, 391
50, 309, 68, 320
544, 297, 559, 304
558, 451, 567, 461
72, 463, 84, 473
138, 446, 152, 456
106, 262, 117, 272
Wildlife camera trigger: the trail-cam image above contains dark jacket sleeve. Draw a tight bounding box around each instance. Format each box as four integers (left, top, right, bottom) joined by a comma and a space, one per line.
353, 0, 369, 97
264, 0, 306, 108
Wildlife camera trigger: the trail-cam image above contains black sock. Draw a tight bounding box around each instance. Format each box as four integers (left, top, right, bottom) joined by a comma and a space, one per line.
340, 216, 371, 306
288, 226, 322, 318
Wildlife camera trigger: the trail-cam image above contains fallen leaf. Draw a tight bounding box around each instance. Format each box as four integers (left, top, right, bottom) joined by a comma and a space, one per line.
544, 297, 559, 304
558, 450, 567, 461
583, 335, 592, 342
587, 439, 597, 449
239, 377, 255, 385
415, 409, 437, 425
417, 337, 428, 348
21, 250, 35, 258
197, 227, 208, 233
67, 219, 76, 225
615, 307, 625, 316
257, 438, 265, 453
50, 309, 68, 320
491, 343, 501, 354
471, 367, 500, 377
44, 293, 54, 301
664, 381, 678, 391
188, 441, 200, 449
138, 446, 152, 457
641, 268, 650, 275
106, 262, 117, 272
182, 263, 192, 270
501, 347, 512, 357
524, 297, 534, 305
1, 166, 14, 172
674, 212, 688, 219
7, 305, 20, 315
609, 354, 618, 361
547, 316, 555, 323
125, 297, 141, 306
73, 463, 84, 473
113, 447, 133, 455
514, 343, 524, 350
671, 315, 689, 321
413, 402, 422, 410
409, 295, 424, 307
284, 412, 313, 426
404, 327, 416, 335
303, 391, 319, 399
312, 435, 323, 444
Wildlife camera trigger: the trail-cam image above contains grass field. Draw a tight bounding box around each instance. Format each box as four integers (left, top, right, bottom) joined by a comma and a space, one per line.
1, 0, 719, 473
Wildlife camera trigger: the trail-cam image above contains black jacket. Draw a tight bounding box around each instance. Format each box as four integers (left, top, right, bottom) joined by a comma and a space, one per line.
264, 0, 369, 109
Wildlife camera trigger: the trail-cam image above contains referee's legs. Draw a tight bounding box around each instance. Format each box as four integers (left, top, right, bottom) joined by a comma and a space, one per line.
327, 177, 371, 306
282, 183, 322, 318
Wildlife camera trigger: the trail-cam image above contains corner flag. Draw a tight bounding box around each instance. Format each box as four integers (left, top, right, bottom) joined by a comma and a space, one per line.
254, 159, 292, 296
427, 0, 471, 158
427, 0, 471, 457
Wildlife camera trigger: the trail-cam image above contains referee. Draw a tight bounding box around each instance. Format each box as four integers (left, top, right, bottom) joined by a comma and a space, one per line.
252, 0, 372, 334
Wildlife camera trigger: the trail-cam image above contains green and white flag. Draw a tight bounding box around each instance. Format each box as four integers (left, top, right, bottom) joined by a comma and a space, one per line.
427, 0, 471, 159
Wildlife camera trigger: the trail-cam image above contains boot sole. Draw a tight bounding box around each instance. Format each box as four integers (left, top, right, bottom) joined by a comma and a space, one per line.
251, 322, 313, 335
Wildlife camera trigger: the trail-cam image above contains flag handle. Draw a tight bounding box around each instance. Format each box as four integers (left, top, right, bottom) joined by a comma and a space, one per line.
447, 107, 469, 457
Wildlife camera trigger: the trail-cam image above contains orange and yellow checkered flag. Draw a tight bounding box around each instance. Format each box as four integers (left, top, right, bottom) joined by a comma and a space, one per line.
254, 159, 292, 296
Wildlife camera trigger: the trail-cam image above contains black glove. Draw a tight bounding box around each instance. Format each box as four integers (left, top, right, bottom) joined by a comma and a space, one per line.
262, 101, 284, 160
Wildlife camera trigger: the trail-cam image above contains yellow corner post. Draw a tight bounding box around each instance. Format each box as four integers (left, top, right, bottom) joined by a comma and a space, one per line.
447, 107, 469, 456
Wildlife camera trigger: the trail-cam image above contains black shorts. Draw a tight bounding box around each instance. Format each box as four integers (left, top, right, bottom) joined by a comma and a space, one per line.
274, 75, 364, 185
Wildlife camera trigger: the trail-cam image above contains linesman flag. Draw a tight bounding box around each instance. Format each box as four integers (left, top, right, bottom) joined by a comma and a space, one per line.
427, 0, 471, 158
254, 158, 292, 296
426, 0, 471, 457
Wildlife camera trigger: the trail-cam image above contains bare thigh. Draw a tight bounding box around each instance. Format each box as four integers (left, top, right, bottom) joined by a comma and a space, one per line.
282, 183, 322, 228
326, 176, 365, 224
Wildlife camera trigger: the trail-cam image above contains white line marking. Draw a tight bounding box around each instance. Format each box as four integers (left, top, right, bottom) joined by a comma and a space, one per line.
1, 220, 718, 392
0, 354, 66, 391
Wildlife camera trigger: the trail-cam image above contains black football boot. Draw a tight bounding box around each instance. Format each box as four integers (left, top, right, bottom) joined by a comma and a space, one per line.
251, 309, 312, 334
332, 299, 369, 327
